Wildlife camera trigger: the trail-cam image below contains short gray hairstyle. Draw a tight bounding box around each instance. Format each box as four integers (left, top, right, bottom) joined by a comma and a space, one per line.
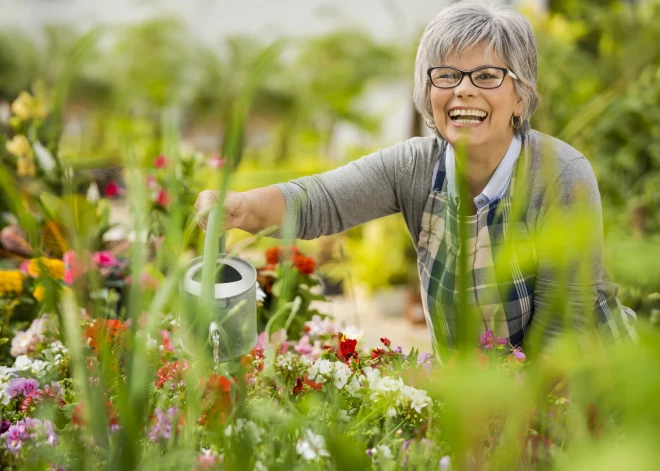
413, 0, 540, 136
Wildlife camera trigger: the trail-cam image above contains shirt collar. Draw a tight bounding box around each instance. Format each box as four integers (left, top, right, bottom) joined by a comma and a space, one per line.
444, 135, 522, 209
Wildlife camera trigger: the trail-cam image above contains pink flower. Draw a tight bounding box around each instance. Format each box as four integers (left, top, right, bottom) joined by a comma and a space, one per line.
63, 250, 89, 284
255, 329, 289, 354
160, 330, 173, 352
20, 259, 30, 275
153, 154, 168, 169
513, 347, 526, 362
156, 189, 169, 207
146, 175, 158, 191
209, 154, 226, 169
479, 330, 494, 350
294, 335, 324, 360
92, 251, 121, 268
294, 335, 314, 356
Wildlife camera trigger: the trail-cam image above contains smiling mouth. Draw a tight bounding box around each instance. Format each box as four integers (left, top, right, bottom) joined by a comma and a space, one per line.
448, 109, 488, 125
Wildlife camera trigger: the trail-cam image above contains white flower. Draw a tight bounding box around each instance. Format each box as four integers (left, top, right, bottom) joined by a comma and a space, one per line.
13, 355, 52, 377
377, 445, 392, 459
337, 410, 350, 422
342, 325, 364, 341
86, 182, 100, 203
308, 359, 332, 383
254, 461, 268, 471
296, 429, 330, 461
362, 367, 381, 384
332, 362, 352, 390
345, 376, 362, 397
10, 331, 34, 357
14, 355, 33, 370
440, 455, 451, 470
363, 367, 432, 417
256, 282, 267, 303
33, 142, 56, 173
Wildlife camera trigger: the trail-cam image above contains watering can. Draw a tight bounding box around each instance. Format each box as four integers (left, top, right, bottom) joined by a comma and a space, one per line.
179, 210, 257, 363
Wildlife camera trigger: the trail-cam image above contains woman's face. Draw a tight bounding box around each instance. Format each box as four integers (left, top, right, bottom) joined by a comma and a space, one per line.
430, 43, 524, 151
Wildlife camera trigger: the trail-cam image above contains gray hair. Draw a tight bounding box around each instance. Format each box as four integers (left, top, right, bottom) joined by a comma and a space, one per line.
413, 0, 540, 136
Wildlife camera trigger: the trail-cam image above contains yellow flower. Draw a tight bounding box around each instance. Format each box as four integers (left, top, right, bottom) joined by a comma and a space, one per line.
17, 156, 36, 177
0, 270, 25, 297
6, 135, 33, 159
27, 257, 65, 280
33, 285, 45, 302
11, 91, 34, 121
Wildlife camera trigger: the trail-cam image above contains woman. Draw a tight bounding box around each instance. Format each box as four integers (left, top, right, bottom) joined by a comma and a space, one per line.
195, 1, 636, 356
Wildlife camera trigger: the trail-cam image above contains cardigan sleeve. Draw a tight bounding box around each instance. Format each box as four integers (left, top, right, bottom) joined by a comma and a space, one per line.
271, 140, 417, 240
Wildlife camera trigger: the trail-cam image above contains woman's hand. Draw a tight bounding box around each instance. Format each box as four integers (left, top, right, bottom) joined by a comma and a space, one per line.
194, 190, 248, 232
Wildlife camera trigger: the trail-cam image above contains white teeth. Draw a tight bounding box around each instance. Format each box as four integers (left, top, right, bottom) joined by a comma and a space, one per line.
449, 109, 487, 118
454, 119, 481, 125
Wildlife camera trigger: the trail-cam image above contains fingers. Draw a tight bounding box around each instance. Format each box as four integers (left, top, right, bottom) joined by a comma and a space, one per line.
195, 190, 239, 232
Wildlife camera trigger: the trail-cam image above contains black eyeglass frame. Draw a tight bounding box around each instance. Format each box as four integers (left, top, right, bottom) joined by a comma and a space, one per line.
426, 65, 518, 89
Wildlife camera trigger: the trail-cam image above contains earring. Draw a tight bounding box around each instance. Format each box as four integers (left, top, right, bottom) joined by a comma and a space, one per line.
511, 115, 523, 130
425, 118, 436, 129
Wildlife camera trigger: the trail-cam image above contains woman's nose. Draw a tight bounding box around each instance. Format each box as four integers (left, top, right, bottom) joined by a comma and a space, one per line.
454, 74, 478, 98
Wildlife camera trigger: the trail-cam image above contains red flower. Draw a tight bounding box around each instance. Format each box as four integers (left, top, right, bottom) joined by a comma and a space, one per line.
292, 374, 323, 395
265, 247, 280, 265
104, 181, 120, 198
380, 337, 391, 348
371, 348, 386, 360
156, 189, 169, 207
154, 154, 169, 169
155, 360, 189, 389
293, 254, 315, 275
339, 334, 357, 361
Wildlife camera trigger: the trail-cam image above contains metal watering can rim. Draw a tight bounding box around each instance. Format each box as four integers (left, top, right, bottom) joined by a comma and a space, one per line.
182, 254, 256, 299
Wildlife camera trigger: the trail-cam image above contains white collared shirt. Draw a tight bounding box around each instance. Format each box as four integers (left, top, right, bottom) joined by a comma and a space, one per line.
441, 135, 522, 210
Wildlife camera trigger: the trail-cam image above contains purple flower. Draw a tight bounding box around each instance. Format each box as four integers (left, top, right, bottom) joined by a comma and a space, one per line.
44, 420, 57, 446
5, 423, 28, 442
402, 439, 413, 451
110, 423, 120, 433
6, 437, 22, 454
148, 407, 178, 442
0, 421, 11, 434
496, 336, 508, 346
7, 378, 40, 398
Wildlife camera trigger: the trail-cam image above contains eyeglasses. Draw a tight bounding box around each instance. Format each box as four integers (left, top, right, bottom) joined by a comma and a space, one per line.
427, 66, 518, 89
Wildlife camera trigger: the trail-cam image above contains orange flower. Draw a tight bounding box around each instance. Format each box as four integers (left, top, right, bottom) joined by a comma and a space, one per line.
84, 318, 127, 353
